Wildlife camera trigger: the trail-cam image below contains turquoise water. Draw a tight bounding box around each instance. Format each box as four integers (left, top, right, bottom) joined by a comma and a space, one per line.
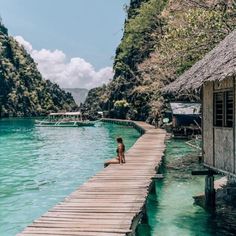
137, 139, 217, 236
0, 119, 140, 236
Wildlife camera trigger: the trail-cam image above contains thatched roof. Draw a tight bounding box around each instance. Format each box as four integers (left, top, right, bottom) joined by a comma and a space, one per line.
164, 30, 236, 93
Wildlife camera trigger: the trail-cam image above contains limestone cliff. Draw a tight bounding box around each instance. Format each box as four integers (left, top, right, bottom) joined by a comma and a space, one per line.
83, 0, 236, 121
0, 21, 77, 117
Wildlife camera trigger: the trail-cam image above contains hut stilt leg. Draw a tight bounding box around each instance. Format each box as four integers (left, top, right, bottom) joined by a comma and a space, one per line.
205, 174, 215, 208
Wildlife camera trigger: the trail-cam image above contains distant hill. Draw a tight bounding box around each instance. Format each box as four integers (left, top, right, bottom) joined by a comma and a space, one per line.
64, 88, 88, 105
0, 21, 77, 117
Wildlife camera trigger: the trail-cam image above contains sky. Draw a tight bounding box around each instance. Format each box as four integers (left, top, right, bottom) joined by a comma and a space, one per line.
0, 0, 129, 89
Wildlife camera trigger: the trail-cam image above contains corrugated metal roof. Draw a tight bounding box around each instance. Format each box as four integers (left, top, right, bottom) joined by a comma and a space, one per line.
170, 103, 201, 115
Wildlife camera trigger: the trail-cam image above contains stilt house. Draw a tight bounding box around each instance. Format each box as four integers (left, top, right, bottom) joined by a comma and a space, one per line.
165, 30, 236, 177
168, 102, 201, 137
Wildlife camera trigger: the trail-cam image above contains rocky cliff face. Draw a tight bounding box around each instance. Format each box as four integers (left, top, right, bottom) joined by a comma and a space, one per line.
84, 0, 236, 121
0, 22, 77, 117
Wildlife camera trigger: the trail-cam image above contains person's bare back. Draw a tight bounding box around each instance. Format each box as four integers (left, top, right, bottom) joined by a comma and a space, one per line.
116, 140, 125, 163
104, 137, 125, 167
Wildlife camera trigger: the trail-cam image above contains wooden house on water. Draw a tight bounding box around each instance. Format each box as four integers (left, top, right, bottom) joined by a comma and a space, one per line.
166, 102, 201, 137
165, 30, 236, 178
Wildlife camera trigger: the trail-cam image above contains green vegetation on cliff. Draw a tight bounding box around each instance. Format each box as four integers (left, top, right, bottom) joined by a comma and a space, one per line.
83, 0, 236, 121
0, 21, 77, 117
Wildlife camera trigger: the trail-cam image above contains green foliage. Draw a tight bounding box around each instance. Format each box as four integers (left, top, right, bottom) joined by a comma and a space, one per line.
114, 0, 167, 77
158, 8, 228, 76
112, 99, 130, 119
0, 22, 8, 35
0, 22, 77, 117
84, 0, 236, 121
114, 99, 129, 108
81, 86, 107, 120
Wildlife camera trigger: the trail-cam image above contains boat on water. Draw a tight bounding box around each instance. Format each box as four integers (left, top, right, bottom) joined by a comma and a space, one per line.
36, 112, 95, 127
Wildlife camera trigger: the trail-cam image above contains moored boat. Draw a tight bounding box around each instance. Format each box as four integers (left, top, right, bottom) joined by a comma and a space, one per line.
36, 112, 95, 127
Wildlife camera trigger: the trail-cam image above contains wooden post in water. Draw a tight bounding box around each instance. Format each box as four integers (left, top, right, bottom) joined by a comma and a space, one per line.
205, 174, 215, 208
192, 170, 216, 208
0, 95, 3, 117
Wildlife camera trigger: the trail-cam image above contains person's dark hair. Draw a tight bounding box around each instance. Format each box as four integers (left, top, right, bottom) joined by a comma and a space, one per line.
116, 137, 123, 143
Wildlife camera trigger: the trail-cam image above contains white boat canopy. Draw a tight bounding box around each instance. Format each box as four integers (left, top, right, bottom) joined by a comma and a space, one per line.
65, 112, 82, 116
49, 112, 66, 116
49, 112, 81, 116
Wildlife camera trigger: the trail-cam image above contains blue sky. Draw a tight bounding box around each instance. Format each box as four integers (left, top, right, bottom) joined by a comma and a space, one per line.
0, 0, 130, 88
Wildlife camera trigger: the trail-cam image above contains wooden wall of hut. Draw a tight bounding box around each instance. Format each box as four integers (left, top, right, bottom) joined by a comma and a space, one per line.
203, 77, 235, 175
203, 81, 214, 167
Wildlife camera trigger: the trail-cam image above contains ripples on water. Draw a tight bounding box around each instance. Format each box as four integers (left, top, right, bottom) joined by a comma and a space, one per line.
0, 118, 140, 236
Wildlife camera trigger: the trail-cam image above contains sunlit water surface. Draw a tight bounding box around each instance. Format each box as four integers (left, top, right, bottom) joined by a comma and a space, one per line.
0, 118, 140, 236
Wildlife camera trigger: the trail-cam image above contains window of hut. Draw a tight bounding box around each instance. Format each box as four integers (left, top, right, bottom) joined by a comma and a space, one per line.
214, 92, 224, 127
225, 91, 233, 127
214, 91, 234, 128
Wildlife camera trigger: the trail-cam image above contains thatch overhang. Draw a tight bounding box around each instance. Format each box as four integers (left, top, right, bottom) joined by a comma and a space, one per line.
164, 30, 236, 93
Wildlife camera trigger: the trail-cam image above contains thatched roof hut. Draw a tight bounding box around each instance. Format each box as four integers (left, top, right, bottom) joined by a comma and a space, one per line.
164, 30, 236, 178
164, 30, 236, 93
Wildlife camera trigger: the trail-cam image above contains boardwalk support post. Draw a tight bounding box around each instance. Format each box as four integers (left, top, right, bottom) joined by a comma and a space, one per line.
141, 204, 148, 224
192, 169, 216, 208
149, 181, 156, 195
205, 174, 215, 208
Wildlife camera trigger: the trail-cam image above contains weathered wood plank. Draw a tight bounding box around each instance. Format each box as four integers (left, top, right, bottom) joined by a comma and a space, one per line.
18, 233, 126, 236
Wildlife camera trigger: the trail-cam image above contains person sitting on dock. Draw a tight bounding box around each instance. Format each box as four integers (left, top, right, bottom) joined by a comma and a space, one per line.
104, 137, 126, 167
116, 137, 125, 164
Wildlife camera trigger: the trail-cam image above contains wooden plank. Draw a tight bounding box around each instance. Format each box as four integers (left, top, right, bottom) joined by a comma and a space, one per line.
18, 233, 125, 236
18, 120, 166, 236
21, 228, 132, 234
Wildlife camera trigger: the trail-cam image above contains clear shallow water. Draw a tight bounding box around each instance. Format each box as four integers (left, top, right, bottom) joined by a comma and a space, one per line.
137, 139, 217, 236
0, 118, 140, 236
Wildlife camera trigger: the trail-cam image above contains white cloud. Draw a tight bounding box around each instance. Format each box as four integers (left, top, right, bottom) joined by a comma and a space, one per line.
14, 36, 113, 89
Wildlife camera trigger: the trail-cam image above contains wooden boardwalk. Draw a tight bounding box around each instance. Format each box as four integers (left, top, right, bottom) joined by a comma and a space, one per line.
18, 120, 166, 236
